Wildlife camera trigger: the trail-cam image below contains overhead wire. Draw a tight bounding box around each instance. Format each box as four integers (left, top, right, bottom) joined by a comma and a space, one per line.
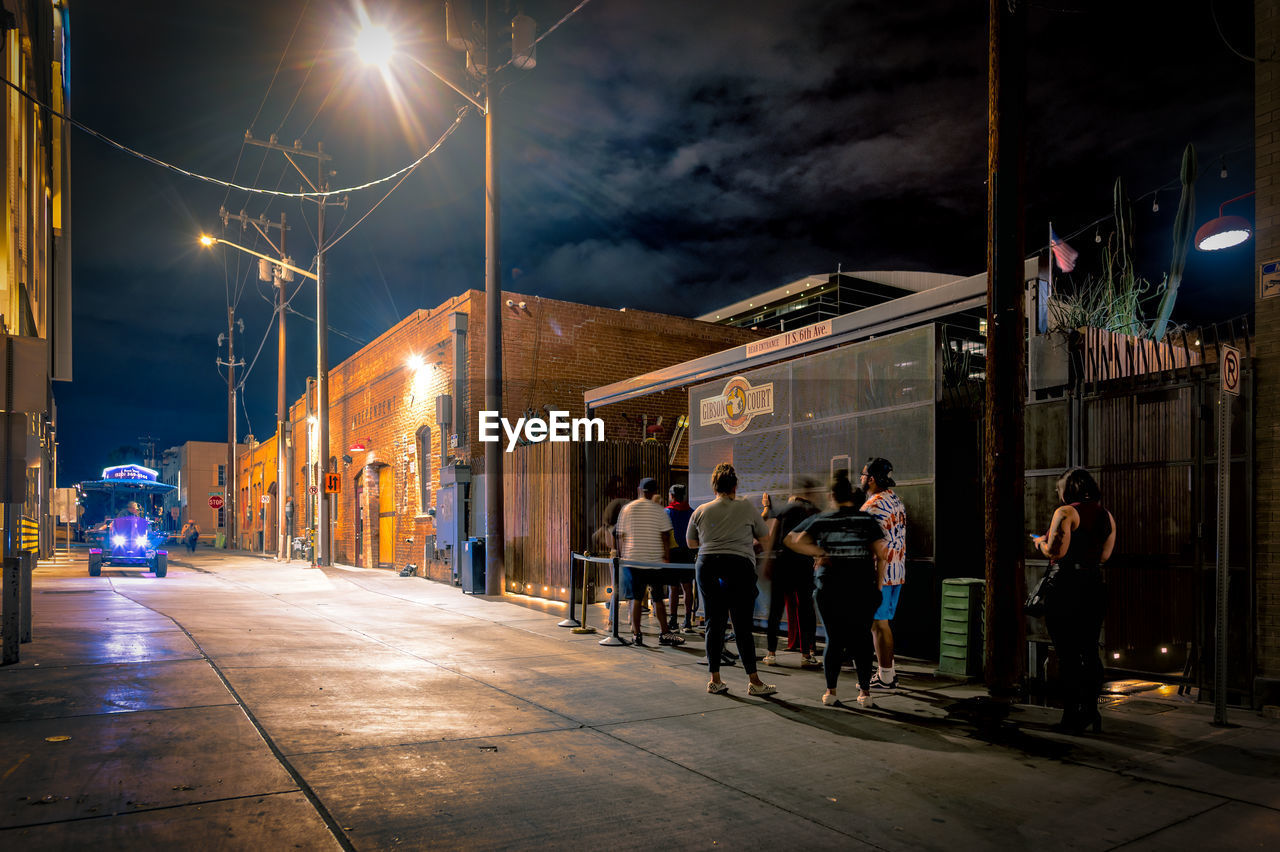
0, 74, 472, 199
324, 107, 471, 252
1038, 142, 1253, 258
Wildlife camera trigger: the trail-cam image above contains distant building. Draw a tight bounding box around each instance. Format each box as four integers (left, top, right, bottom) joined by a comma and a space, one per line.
160, 441, 245, 545
698, 270, 962, 332
237, 288, 762, 576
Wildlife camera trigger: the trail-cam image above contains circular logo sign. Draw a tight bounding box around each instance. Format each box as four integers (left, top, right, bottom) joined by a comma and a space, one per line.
699, 376, 775, 435
208, 495, 224, 509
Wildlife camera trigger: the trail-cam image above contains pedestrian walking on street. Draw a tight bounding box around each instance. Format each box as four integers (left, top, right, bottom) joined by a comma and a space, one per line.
1032, 467, 1116, 734
182, 520, 200, 553
787, 470, 886, 708
861, 457, 907, 690
686, 463, 776, 697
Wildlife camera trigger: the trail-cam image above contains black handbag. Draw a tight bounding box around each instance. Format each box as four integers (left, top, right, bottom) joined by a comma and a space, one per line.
1024, 564, 1059, 617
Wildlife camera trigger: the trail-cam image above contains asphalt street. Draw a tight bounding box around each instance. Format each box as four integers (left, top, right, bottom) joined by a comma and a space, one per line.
1, 548, 1277, 850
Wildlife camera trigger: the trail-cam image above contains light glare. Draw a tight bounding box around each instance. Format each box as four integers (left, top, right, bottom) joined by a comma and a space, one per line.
356, 25, 394, 68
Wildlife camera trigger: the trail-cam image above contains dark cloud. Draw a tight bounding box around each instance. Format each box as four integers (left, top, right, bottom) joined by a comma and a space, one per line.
57, 0, 1255, 481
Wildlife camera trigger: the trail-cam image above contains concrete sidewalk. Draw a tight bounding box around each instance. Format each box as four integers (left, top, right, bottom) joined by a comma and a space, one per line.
1, 549, 1277, 850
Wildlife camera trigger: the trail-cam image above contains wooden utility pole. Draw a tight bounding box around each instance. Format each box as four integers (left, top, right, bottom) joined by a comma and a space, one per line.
984, 0, 1028, 701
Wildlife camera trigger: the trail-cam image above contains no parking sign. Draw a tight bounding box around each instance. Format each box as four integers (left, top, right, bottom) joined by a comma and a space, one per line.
1221, 345, 1241, 397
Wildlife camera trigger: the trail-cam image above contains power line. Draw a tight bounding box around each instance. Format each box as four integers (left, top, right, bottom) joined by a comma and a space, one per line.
0, 75, 472, 199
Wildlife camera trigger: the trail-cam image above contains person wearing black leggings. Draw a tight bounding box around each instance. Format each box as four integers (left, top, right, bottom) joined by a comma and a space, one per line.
1032, 467, 1116, 734
786, 471, 887, 709
686, 463, 776, 697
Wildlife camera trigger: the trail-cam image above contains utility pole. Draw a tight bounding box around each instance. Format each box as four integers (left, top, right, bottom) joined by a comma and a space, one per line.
243, 133, 343, 566
219, 309, 243, 548
219, 208, 294, 560
482, 0, 505, 595
277, 212, 289, 561
984, 0, 1028, 705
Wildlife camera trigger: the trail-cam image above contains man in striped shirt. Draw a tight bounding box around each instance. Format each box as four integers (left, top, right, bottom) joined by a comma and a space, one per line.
861, 458, 907, 690
616, 478, 685, 647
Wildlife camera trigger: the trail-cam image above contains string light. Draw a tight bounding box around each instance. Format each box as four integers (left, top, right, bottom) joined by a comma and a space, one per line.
1220, 158, 1228, 179
1152, 193, 1159, 213
1094, 229, 1102, 244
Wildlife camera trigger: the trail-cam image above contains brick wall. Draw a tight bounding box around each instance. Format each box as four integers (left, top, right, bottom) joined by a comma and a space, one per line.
241, 289, 761, 573
1257, 0, 1280, 703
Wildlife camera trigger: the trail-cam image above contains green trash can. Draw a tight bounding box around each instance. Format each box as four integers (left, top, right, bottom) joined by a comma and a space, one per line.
938, 578, 985, 677
214, 532, 226, 549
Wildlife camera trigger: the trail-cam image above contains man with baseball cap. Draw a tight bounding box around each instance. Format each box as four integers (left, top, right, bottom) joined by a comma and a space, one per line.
616, 478, 685, 647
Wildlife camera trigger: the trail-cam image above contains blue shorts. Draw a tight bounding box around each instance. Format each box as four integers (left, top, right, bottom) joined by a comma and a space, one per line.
874, 584, 902, 620
621, 565, 667, 601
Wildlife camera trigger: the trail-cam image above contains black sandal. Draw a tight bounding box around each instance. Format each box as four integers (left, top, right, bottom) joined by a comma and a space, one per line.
658, 633, 686, 646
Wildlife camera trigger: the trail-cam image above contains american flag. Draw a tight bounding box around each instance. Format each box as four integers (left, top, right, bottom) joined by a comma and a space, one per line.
1050, 227, 1078, 273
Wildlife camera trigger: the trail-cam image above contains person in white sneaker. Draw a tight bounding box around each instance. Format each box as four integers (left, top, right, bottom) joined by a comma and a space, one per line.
787, 471, 887, 708
861, 458, 906, 691
686, 463, 776, 697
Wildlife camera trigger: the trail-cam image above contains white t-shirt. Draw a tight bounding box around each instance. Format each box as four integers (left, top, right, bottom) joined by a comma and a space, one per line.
616, 497, 672, 562
687, 496, 767, 562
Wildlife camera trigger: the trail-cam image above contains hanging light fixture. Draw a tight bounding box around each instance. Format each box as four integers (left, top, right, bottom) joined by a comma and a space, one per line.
1195, 191, 1255, 251
1152, 192, 1159, 213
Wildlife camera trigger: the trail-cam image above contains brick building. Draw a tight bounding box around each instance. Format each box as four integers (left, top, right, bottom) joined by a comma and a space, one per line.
1255, 1, 1279, 708
237, 288, 760, 575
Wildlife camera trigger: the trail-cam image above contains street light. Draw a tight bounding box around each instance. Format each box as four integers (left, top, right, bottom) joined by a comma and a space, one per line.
354, 24, 394, 69
200, 234, 318, 561
355, 2, 535, 595
199, 235, 317, 281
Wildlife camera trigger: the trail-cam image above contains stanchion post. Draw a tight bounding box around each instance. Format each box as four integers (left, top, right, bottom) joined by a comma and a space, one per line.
558, 554, 582, 628
2, 557, 17, 664
19, 550, 32, 643
599, 554, 629, 646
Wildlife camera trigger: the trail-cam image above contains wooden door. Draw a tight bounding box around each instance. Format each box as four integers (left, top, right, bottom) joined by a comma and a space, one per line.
378, 466, 395, 567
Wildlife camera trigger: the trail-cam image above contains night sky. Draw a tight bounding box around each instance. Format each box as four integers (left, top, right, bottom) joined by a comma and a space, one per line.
59, 0, 1255, 483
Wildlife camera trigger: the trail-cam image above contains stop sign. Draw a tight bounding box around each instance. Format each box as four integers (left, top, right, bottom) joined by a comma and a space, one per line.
208, 495, 225, 509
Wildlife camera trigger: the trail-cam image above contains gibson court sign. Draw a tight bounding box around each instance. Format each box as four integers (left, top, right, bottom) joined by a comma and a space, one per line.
700, 376, 774, 434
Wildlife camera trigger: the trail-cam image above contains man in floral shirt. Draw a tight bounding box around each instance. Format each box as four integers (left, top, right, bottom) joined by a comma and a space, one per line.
861, 457, 906, 690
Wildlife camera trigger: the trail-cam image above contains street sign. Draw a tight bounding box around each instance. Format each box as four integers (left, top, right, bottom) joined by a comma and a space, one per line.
1260, 259, 1280, 300
260, 495, 271, 504
208, 495, 224, 509
309, 485, 318, 494
324, 473, 341, 494
1221, 344, 1241, 396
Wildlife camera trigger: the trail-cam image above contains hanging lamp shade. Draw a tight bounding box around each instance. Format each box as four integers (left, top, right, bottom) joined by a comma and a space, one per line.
1195, 191, 1255, 251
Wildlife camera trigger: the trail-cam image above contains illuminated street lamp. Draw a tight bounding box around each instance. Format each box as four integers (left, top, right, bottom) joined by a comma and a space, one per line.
354, 2, 536, 594
200, 234, 318, 559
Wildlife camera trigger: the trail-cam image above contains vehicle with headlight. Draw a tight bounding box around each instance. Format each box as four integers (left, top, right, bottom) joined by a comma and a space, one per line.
80, 464, 176, 578
89, 514, 168, 577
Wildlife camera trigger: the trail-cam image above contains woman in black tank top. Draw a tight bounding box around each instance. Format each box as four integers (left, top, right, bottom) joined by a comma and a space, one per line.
1031, 468, 1117, 734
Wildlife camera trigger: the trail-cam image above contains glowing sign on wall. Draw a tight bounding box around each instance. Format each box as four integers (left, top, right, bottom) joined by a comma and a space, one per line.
700, 376, 774, 435
102, 464, 159, 482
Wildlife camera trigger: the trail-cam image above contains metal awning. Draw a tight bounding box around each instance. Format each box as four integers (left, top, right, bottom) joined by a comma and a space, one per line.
585, 267, 998, 410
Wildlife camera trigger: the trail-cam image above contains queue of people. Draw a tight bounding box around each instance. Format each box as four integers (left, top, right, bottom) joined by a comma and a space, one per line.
607, 459, 1112, 733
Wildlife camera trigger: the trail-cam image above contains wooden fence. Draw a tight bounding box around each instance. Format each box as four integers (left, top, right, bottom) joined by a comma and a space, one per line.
504, 439, 669, 602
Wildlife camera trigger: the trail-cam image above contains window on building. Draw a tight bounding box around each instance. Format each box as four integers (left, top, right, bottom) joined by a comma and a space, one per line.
416, 425, 432, 511
218, 506, 225, 528
217, 464, 225, 486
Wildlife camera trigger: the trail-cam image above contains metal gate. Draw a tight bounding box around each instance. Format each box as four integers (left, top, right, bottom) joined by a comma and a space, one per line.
1026, 330, 1253, 700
